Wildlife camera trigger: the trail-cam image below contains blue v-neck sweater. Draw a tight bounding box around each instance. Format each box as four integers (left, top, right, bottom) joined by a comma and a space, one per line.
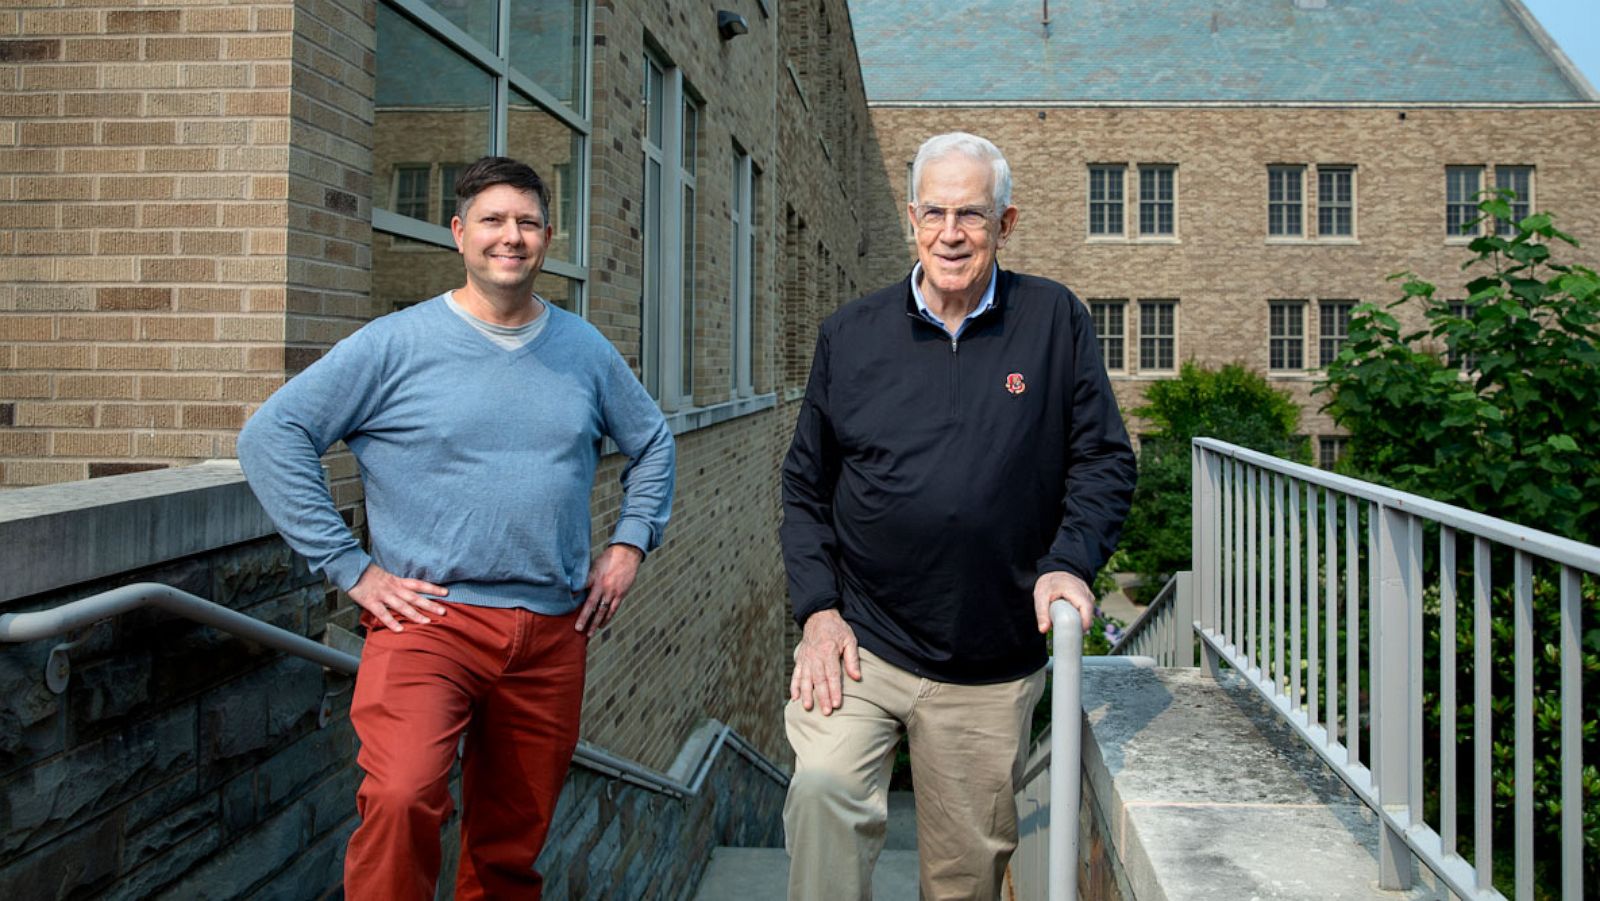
238, 295, 676, 614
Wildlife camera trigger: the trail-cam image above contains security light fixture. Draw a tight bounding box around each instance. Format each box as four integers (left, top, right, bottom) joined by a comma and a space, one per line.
718, 10, 749, 41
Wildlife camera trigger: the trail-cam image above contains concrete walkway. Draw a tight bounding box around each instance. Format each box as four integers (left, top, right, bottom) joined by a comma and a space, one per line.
693, 791, 919, 900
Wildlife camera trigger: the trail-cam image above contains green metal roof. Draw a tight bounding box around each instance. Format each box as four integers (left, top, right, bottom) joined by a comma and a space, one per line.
850, 0, 1593, 103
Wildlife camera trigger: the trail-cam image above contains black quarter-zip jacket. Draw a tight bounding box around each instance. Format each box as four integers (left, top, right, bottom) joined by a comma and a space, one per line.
780, 269, 1137, 684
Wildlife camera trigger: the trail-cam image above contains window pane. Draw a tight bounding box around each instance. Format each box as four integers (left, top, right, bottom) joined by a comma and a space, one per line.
506, 88, 582, 264
372, 235, 465, 313
393, 165, 430, 220
642, 157, 662, 398
414, 0, 496, 53
373, 5, 492, 217
508, 0, 586, 113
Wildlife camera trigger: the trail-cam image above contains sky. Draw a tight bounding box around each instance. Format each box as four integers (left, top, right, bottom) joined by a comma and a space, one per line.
1521, 0, 1600, 92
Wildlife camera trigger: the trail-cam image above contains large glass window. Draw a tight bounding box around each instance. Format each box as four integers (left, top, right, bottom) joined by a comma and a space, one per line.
640, 52, 699, 410
1088, 165, 1125, 237
1090, 300, 1126, 371
1267, 166, 1303, 237
1138, 300, 1176, 371
372, 0, 589, 314
1446, 166, 1482, 237
1269, 300, 1305, 371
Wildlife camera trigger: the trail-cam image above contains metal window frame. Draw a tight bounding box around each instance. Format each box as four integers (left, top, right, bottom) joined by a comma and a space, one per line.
731, 149, 755, 397
372, 0, 593, 313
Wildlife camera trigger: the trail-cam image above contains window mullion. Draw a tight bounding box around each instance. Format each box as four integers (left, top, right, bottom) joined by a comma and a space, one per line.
659, 68, 687, 411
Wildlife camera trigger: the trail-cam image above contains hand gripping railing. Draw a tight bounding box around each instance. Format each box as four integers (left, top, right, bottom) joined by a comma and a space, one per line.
1048, 599, 1084, 901
0, 582, 787, 798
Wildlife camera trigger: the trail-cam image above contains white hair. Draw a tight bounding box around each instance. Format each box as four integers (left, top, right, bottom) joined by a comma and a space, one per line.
909, 132, 1013, 210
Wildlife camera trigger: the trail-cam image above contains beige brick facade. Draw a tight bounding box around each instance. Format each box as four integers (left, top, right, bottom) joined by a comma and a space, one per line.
868, 104, 1600, 444
0, 0, 902, 771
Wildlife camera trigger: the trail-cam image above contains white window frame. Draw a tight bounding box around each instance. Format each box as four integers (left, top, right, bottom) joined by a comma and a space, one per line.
1137, 165, 1176, 238
1267, 165, 1304, 238
1268, 300, 1306, 372
1315, 165, 1355, 239
1138, 299, 1177, 372
1088, 164, 1126, 238
1446, 165, 1483, 240
1494, 165, 1533, 236
1089, 300, 1127, 371
730, 149, 755, 397
1318, 299, 1354, 367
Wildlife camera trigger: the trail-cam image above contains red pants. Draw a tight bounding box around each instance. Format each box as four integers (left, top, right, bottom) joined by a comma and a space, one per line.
344, 603, 587, 901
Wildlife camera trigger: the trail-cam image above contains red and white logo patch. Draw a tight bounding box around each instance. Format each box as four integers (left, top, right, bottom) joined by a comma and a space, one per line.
1005, 372, 1026, 395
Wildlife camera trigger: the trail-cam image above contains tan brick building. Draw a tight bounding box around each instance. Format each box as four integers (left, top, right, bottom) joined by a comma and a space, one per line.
0, 0, 904, 774
853, 0, 1600, 464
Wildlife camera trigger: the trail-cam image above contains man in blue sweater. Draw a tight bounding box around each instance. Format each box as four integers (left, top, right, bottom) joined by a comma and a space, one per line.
780, 133, 1136, 900
237, 157, 675, 900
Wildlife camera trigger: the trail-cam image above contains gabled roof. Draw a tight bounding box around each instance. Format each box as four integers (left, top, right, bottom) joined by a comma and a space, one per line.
850, 0, 1595, 104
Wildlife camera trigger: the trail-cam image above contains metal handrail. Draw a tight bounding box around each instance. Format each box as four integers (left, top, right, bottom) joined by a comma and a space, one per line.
1191, 438, 1595, 901
0, 582, 787, 799
1108, 574, 1176, 656
1047, 600, 1083, 901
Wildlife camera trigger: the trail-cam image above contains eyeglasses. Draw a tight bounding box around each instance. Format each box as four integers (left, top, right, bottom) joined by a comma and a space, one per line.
913, 204, 995, 232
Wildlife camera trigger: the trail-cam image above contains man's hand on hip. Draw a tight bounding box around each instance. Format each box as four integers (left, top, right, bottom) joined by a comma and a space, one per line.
790, 608, 862, 716
1033, 570, 1095, 634
577, 543, 644, 635
349, 564, 449, 633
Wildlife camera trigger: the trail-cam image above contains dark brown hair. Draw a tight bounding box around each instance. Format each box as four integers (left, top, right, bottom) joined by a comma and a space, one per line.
453, 156, 551, 224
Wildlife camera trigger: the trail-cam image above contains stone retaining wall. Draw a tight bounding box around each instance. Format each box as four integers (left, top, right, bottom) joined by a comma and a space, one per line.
0, 465, 789, 898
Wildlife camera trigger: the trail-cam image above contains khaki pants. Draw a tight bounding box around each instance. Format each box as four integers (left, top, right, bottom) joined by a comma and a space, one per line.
783, 648, 1045, 901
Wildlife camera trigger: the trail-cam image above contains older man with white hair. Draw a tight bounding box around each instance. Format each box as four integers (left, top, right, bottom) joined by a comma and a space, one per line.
779, 132, 1137, 900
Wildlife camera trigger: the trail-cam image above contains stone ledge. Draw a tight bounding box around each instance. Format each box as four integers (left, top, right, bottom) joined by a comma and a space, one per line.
0, 460, 276, 605
1082, 667, 1442, 901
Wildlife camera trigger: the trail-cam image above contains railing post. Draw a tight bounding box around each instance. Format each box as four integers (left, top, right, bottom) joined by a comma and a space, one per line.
1173, 570, 1194, 667
1049, 601, 1083, 901
1374, 505, 1417, 890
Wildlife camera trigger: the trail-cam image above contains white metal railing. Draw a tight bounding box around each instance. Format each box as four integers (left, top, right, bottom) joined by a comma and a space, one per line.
0, 582, 788, 798
1108, 570, 1194, 666
1190, 437, 1594, 901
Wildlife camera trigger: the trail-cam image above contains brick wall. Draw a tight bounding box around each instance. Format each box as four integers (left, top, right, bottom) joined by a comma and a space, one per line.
0, 1, 307, 486
0, 0, 903, 781
868, 105, 1600, 439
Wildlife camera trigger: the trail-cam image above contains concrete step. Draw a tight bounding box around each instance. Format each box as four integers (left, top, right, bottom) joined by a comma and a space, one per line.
690, 848, 920, 901
693, 790, 919, 900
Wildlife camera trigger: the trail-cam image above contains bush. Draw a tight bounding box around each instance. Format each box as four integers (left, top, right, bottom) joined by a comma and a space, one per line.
1120, 362, 1307, 588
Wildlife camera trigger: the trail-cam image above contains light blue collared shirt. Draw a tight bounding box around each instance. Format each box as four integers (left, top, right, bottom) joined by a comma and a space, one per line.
909, 262, 998, 339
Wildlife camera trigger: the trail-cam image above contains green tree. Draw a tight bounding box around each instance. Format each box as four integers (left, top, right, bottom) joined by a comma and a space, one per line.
1120, 362, 1306, 589
1318, 193, 1600, 543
